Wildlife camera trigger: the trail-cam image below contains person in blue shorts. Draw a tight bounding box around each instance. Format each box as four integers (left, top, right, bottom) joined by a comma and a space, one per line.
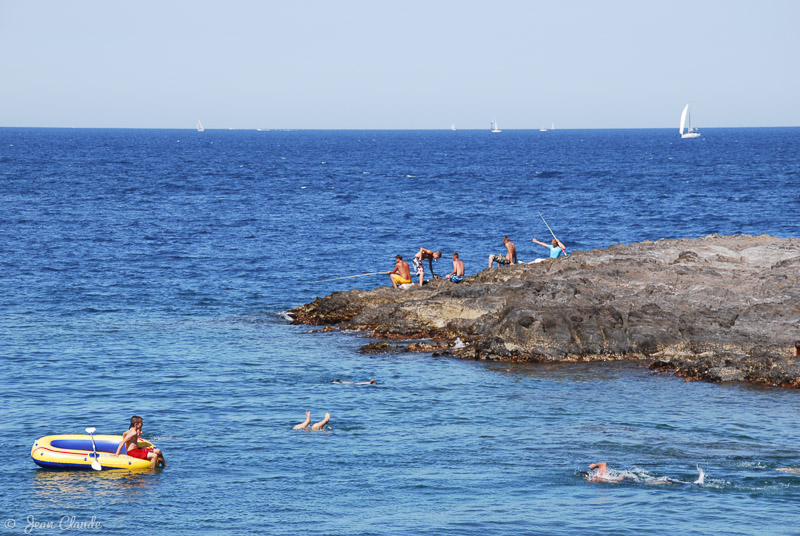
444, 252, 465, 282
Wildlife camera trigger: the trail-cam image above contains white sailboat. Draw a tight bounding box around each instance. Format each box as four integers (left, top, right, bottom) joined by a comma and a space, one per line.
450, 122, 456, 131
539, 125, 547, 132
197, 120, 205, 132
490, 120, 501, 133
679, 104, 700, 139
551, 122, 555, 130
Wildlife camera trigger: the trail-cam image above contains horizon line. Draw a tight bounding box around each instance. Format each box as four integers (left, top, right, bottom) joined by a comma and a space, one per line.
1, 125, 798, 131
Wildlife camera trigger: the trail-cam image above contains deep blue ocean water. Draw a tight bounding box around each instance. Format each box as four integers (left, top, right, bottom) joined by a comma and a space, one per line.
1, 127, 799, 535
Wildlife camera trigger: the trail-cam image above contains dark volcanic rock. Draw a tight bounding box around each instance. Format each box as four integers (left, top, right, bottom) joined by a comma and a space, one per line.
291, 235, 800, 387
358, 342, 405, 354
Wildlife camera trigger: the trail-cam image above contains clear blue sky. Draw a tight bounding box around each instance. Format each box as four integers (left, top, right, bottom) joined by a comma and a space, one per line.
1, 0, 798, 129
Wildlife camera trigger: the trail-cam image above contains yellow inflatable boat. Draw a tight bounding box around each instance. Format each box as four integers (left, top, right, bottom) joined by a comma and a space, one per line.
31, 434, 158, 471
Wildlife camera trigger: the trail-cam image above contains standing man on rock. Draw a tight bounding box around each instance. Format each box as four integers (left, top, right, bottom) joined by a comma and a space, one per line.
489, 236, 517, 268
413, 248, 442, 286
388, 255, 412, 288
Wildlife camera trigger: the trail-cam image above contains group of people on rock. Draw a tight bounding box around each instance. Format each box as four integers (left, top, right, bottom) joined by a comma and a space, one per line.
388, 235, 567, 288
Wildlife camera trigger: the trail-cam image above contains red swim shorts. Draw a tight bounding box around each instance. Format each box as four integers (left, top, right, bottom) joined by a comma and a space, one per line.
126, 447, 153, 460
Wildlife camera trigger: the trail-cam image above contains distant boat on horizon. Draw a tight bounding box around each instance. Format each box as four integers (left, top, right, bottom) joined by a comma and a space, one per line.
551, 122, 555, 130
679, 104, 700, 139
197, 120, 205, 132
490, 120, 501, 133
450, 122, 456, 131
539, 125, 547, 132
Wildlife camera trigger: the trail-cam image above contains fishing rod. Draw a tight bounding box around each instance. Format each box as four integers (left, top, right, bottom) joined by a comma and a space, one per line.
310, 271, 387, 283
539, 212, 558, 240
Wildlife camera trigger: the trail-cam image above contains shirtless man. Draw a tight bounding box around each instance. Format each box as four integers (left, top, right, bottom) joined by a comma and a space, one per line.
584, 462, 682, 485
444, 252, 465, 283
586, 462, 622, 482
114, 416, 165, 469
413, 248, 442, 286
531, 236, 566, 259
387, 255, 412, 288
488, 236, 517, 268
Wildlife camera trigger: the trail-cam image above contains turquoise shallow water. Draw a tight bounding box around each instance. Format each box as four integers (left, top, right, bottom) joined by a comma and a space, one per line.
1, 128, 799, 535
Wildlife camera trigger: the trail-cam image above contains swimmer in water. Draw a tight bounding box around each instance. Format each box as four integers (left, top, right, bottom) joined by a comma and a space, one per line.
585, 462, 623, 482
293, 411, 311, 430
776, 467, 800, 475
311, 412, 330, 431
331, 378, 377, 385
583, 463, 704, 485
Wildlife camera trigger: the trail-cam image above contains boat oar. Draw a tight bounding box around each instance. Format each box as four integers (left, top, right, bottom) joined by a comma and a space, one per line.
85, 427, 102, 471
311, 271, 387, 283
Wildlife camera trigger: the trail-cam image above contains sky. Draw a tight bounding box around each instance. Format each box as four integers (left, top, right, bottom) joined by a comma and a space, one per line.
1, 0, 798, 129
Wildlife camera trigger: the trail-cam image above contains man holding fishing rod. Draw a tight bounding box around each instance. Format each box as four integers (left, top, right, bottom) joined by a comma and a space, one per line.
309, 254, 414, 288
387, 255, 412, 288
531, 236, 566, 258
531, 213, 567, 260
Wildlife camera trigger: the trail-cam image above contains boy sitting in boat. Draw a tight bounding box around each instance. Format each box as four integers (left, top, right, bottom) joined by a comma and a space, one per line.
114, 416, 166, 468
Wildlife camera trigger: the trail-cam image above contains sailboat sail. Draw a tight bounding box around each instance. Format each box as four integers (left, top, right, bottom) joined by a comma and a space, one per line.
679, 104, 700, 138
197, 120, 205, 132
679, 105, 690, 135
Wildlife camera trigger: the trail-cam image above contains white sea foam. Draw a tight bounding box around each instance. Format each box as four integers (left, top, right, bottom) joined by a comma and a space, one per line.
694, 465, 705, 485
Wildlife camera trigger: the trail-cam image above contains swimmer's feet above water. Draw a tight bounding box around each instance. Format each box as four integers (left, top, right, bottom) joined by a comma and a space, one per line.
293, 411, 311, 430
311, 412, 330, 431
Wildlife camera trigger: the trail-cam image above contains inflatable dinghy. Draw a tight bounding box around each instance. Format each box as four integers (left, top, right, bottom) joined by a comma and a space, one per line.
31, 434, 158, 471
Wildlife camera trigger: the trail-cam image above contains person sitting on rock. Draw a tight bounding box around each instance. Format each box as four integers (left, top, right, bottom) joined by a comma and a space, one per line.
531, 236, 566, 261
414, 248, 442, 286
488, 236, 517, 268
444, 252, 465, 283
388, 255, 412, 288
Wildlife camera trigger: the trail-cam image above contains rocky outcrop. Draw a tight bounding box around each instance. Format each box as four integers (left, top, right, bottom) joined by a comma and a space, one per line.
291, 235, 800, 387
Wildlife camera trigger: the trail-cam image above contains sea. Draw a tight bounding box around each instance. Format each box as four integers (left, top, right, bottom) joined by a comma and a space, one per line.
1, 127, 799, 535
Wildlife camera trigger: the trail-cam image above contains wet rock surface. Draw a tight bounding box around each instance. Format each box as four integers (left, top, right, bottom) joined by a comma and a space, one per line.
291, 235, 800, 387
